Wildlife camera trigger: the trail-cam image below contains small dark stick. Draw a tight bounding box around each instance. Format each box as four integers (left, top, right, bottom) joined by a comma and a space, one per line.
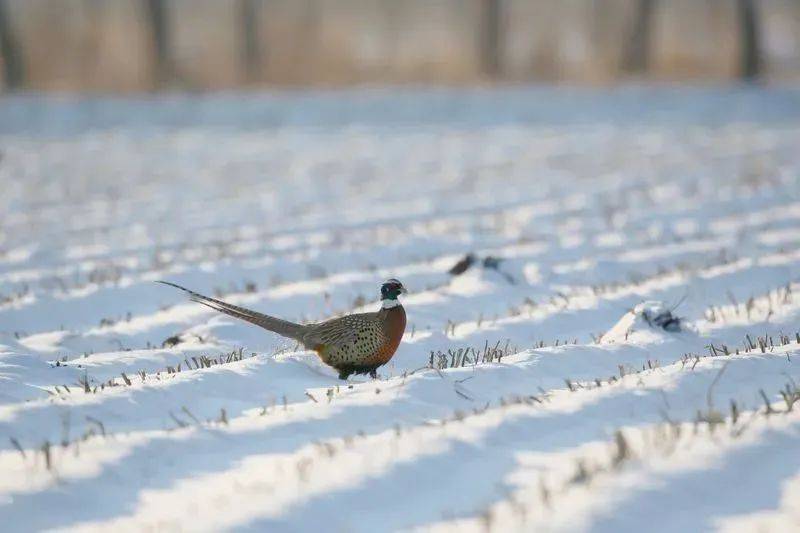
9, 437, 25, 458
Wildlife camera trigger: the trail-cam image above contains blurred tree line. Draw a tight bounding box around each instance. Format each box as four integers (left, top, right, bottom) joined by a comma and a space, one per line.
0, 0, 797, 92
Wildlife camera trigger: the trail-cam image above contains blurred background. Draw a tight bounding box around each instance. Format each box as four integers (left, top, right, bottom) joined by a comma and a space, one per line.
0, 0, 798, 92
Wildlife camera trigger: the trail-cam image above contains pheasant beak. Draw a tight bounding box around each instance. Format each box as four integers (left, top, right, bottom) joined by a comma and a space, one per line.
400, 286, 408, 295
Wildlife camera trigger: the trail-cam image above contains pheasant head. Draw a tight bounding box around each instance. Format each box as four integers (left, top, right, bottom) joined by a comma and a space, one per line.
380, 278, 407, 308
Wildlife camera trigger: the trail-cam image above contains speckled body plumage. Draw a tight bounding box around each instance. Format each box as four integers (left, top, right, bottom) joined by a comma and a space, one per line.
158, 280, 407, 379
314, 306, 406, 377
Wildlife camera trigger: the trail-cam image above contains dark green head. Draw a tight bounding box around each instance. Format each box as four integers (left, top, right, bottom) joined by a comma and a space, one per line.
380, 278, 407, 301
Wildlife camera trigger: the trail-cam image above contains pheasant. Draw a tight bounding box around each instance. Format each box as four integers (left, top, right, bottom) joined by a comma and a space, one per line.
158, 279, 407, 380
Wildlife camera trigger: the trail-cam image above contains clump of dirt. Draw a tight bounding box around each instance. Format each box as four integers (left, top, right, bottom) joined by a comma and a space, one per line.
448, 253, 515, 284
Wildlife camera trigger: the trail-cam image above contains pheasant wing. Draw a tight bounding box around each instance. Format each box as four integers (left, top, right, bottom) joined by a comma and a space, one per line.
302, 314, 368, 349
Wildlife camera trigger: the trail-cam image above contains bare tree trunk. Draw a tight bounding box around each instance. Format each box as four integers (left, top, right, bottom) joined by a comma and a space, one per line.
481, 0, 502, 78
622, 0, 655, 74
0, 0, 24, 90
737, 0, 760, 81
145, 0, 172, 87
240, 0, 261, 84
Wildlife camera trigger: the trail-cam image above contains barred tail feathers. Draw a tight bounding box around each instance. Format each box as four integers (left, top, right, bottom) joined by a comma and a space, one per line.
157, 281, 307, 342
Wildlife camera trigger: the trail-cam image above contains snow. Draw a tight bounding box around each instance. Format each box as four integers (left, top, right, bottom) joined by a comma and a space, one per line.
1, 86, 800, 531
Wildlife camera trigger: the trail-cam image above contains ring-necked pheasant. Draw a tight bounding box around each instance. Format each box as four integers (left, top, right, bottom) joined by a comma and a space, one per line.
158, 279, 407, 380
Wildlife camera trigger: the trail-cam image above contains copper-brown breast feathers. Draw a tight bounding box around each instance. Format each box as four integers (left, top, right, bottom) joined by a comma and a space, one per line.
367, 306, 406, 366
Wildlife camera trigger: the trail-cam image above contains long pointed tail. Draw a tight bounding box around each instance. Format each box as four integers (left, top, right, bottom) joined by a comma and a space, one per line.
157, 281, 307, 342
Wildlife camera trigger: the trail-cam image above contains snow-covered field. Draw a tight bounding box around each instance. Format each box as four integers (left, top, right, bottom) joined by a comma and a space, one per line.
2, 87, 800, 532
